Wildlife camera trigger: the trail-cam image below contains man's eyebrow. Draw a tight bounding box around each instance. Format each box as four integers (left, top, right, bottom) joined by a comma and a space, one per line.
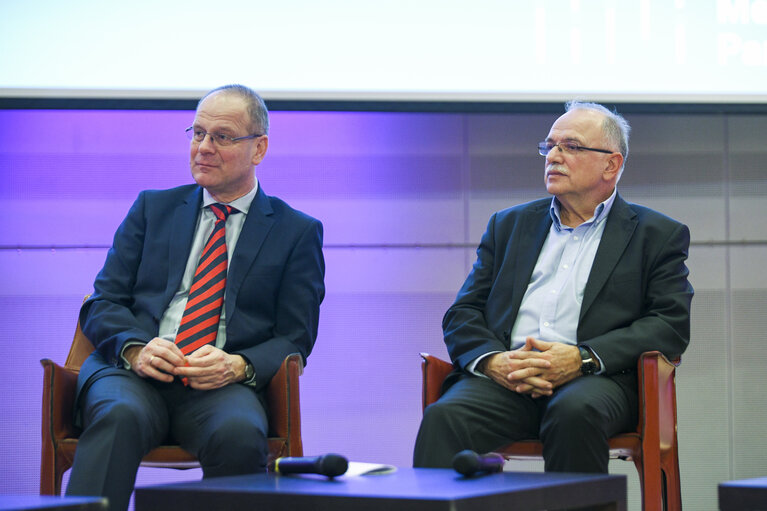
545, 136, 582, 143
192, 121, 237, 133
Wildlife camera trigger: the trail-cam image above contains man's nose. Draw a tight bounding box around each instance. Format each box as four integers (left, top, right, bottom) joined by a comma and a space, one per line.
546, 144, 563, 164
198, 133, 217, 152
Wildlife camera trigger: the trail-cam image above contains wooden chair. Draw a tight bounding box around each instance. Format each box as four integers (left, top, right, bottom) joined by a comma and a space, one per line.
421, 351, 682, 511
40, 311, 304, 496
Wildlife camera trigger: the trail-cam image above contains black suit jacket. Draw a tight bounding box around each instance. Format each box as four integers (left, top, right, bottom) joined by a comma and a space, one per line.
443, 194, 693, 394
77, 184, 325, 397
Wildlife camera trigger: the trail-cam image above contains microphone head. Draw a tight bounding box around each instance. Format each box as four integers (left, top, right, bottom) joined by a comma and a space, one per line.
318, 453, 349, 477
452, 449, 480, 476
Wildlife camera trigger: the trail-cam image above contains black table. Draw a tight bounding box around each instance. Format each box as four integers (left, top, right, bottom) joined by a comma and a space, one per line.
135, 468, 626, 511
719, 476, 767, 510
0, 496, 107, 510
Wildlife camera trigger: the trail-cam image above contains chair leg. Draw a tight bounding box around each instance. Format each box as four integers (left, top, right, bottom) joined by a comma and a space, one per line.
641, 459, 665, 511
40, 451, 66, 496
633, 456, 665, 511
39, 452, 56, 495
54, 459, 68, 497
662, 462, 683, 511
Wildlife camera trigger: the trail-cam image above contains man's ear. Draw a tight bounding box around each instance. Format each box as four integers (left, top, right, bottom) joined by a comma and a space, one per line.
251, 135, 269, 166
603, 152, 623, 180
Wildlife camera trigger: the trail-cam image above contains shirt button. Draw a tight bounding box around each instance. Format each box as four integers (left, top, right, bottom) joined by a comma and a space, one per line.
573, 235, 579, 241
544, 322, 550, 327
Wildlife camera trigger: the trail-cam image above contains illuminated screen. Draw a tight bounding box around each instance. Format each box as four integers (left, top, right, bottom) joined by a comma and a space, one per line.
1, 0, 766, 104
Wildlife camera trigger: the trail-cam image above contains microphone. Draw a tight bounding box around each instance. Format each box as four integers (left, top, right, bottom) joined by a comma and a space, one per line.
271, 453, 349, 478
452, 450, 505, 476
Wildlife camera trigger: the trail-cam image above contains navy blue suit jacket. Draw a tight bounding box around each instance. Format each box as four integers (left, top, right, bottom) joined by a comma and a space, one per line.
442, 194, 693, 394
77, 184, 325, 397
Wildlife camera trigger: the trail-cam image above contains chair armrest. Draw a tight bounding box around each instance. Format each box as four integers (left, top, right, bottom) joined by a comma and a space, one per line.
637, 351, 679, 451
420, 353, 454, 411
265, 353, 303, 452
40, 359, 81, 442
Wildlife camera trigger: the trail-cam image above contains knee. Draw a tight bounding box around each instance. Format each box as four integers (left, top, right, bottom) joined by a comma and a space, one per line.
88, 400, 151, 436
209, 417, 268, 456
540, 398, 601, 439
81, 398, 164, 455
421, 400, 456, 430
539, 397, 613, 473
201, 418, 268, 474
414, 401, 468, 459
418, 401, 465, 444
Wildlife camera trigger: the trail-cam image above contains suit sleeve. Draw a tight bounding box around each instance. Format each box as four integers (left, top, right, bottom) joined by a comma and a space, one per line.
443, 213, 509, 370
233, 218, 325, 391
583, 221, 693, 373
79, 191, 155, 365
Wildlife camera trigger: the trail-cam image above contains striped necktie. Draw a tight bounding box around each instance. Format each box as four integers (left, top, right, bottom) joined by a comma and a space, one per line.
175, 203, 237, 355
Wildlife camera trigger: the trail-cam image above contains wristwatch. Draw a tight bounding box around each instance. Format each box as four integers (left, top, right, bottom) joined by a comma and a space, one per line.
244, 362, 255, 383
578, 346, 597, 376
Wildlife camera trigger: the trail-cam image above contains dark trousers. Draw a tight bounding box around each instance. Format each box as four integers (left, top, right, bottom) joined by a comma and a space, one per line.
413, 373, 637, 473
66, 370, 269, 511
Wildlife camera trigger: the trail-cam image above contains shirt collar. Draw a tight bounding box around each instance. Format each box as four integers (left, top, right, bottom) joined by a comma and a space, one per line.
549, 187, 618, 231
201, 178, 259, 215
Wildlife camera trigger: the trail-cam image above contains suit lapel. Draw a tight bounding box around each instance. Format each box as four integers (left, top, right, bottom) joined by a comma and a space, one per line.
579, 195, 637, 320
165, 187, 202, 305
225, 187, 275, 323
509, 202, 552, 321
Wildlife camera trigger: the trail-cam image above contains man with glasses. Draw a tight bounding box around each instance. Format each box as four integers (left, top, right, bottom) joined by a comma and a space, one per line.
414, 101, 693, 476
66, 84, 325, 511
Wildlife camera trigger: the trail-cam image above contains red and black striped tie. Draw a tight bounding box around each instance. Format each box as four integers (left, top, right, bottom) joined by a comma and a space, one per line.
175, 203, 237, 355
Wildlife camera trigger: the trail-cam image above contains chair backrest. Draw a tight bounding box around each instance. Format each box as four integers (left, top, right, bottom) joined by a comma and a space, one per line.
64, 296, 95, 371
420, 353, 454, 412
65, 319, 95, 371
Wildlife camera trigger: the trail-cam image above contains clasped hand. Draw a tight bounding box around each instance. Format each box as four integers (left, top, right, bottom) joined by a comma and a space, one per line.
124, 338, 246, 390
479, 337, 582, 398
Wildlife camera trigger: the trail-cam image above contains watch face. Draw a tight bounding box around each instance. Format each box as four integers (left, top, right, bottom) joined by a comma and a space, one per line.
579, 347, 596, 375
581, 360, 596, 375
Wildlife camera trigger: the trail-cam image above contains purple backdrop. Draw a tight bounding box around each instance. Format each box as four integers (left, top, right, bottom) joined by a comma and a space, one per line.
0, 108, 487, 499
4, 106, 767, 511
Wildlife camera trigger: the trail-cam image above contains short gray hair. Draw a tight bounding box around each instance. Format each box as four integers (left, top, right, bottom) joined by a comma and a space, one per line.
199, 84, 270, 135
565, 100, 630, 174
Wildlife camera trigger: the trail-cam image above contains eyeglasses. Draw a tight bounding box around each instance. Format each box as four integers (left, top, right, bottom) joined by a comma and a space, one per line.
538, 141, 614, 156
185, 126, 262, 147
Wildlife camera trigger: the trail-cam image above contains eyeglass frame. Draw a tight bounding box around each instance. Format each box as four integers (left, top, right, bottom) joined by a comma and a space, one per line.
538, 140, 615, 156
185, 126, 263, 146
